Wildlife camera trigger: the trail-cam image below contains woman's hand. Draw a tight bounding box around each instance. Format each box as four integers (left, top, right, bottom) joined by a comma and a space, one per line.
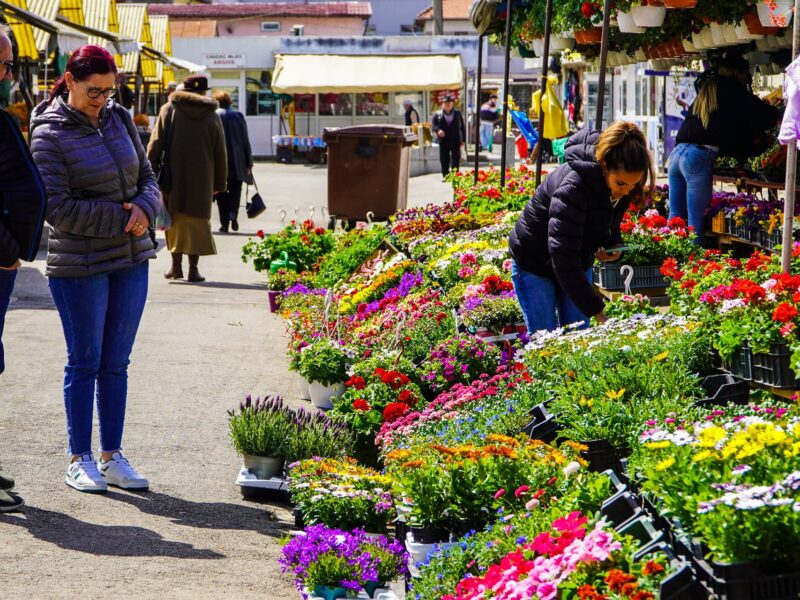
123, 202, 150, 236
595, 247, 622, 262
0, 260, 21, 271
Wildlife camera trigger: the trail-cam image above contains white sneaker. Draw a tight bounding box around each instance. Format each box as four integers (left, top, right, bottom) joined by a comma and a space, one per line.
98, 452, 149, 490
65, 454, 108, 493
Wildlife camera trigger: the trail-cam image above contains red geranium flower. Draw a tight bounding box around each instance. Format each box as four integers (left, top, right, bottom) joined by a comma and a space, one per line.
352, 399, 370, 411
345, 375, 366, 390
382, 402, 409, 422
581, 1, 595, 18
397, 389, 417, 405
772, 302, 798, 323
667, 216, 687, 229
380, 369, 411, 390
256, 229, 265, 238
620, 220, 635, 234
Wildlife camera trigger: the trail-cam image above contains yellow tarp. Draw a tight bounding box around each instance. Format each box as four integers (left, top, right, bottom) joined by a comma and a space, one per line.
271, 54, 464, 94
117, 3, 156, 79
532, 75, 568, 140
1, 0, 38, 59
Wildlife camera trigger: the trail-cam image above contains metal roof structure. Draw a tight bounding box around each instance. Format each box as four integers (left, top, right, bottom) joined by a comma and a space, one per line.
117, 3, 156, 79
27, 0, 57, 52
1, 0, 37, 59
146, 2, 372, 19
149, 14, 175, 86
0, 0, 86, 58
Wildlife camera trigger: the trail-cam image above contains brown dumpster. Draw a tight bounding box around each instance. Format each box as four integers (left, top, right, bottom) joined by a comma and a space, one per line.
323, 125, 417, 223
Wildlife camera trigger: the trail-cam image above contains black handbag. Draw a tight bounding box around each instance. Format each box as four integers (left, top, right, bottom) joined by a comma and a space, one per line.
246, 179, 266, 219
156, 105, 174, 192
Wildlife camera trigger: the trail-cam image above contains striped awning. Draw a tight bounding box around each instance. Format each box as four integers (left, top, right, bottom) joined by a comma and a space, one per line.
0, 0, 86, 58
0, 0, 39, 59
117, 3, 156, 79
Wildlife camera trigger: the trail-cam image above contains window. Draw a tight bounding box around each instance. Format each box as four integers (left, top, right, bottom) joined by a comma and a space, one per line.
355, 92, 389, 116
211, 86, 240, 111
394, 93, 423, 117
261, 21, 280, 32
318, 93, 353, 116
293, 93, 316, 114
245, 71, 279, 116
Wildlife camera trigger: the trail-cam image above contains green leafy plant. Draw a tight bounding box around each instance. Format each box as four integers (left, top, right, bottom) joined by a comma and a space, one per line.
241, 220, 335, 273
314, 227, 388, 288
462, 296, 524, 334
298, 339, 352, 386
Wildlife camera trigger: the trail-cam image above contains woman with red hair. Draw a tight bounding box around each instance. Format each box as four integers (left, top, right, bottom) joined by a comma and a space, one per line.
30, 45, 159, 493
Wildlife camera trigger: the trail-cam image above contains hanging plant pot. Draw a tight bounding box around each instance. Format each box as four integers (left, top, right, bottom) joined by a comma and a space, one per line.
709, 22, 728, 46
722, 23, 739, 44
576, 28, 603, 44
736, 21, 762, 41
631, 5, 667, 27
700, 27, 714, 47
757, 0, 793, 28
616, 11, 645, 33
664, 0, 696, 7
691, 31, 706, 50
549, 34, 576, 53
308, 381, 345, 410
531, 38, 545, 56
634, 48, 647, 61
682, 38, 697, 53
745, 11, 779, 35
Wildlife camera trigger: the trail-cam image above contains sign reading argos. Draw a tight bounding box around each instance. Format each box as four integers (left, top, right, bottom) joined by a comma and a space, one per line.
203, 53, 247, 68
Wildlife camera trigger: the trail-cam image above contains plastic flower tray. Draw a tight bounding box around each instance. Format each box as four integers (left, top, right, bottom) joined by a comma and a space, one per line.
694, 374, 750, 408
722, 344, 753, 381
581, 439, 629, 473
592, 263, 668, 291
692, 556, 800, 600
752, 343, 798, 389
759, 229, 782, 250
519, 403, 561, 443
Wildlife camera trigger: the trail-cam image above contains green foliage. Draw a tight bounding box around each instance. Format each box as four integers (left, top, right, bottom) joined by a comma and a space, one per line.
298, 340, 351, 386
314, 227, 388, 288
241, 221, 335, 273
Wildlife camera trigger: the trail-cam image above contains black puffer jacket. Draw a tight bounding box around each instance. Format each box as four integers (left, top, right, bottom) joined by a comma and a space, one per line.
509, 129, 627, 317
30, 97, 159, 278
0, 109, 47, 267
217, 107, 252, 182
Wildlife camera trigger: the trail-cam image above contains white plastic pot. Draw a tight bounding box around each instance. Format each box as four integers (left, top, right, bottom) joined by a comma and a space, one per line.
701, 27, 714, 47
631, 5, 666, 27
532, 38, 545, 56
722, 23, 739, 44
242, 454, 283, 479
635, 48, 647, 62
299, 378, 312, 401
691, 31, 706, 50
616, 11, 645, 33
405, 533, 458, 575
682, 39, 697, 53
736, 21, 762, 41
309, 381, 345, 410
757, 0, 793, 28
709, 22, 728, 46
549, 34, 575, 53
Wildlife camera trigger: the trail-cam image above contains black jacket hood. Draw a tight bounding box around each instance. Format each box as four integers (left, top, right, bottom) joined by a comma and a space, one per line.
564, 129, 609, 198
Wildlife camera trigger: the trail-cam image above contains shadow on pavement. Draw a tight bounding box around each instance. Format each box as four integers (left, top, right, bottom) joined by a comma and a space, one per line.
106, 490, 292, 538
8, 265, 54, 311
0, 505, 224, 559
165, 281, 266, 291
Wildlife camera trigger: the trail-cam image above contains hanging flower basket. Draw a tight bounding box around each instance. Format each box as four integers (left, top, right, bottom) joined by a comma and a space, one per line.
756, 0, 793, 28
531, 38, 545, 56
631, 4, 667, 27
575, 28, 603, 44
549, 34, 576, 53
664, 0, 696, 7
616, 11, 645, 33
745, 11, 779, 35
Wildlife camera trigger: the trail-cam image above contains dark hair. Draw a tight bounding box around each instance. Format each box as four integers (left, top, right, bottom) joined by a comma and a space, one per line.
595, 120, 655, 206
49, 45, 117, 103
213, 90, 232, 109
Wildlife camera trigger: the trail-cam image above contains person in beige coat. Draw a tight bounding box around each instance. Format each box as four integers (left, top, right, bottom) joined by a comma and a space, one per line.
147, 75, 227, 282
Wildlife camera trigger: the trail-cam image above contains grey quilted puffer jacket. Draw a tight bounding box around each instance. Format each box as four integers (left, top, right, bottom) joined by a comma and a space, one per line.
30, 97, 160, 278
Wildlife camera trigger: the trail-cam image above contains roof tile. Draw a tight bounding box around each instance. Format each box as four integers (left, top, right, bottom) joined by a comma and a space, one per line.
147, 2, 372, 19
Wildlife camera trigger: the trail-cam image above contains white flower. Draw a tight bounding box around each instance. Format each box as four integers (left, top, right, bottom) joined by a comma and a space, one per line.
563, 461, 581, 477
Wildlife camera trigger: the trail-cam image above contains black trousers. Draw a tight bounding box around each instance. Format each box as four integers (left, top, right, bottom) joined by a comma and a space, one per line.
439, 144, 461, 177
216, 177, 243, 227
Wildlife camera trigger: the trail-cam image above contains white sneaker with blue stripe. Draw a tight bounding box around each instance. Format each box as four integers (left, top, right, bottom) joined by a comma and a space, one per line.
99, 452, 149, 490
65, 454, 107, 493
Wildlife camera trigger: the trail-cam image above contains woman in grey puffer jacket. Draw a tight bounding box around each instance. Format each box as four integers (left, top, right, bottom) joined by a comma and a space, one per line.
30, 45, 159, 494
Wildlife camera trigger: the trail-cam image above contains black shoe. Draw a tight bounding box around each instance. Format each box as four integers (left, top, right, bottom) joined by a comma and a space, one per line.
218, 225, 228, 233
231, 219, 239, 232
0, 472, 13, 491
0, 488, 23, 513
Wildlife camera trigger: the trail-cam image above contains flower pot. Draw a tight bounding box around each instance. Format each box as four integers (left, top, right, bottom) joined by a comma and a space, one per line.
531, 38, 545, 56
664, 0, 696, 7
405, 532, 457, 571
549, 35, 575, 53
312, 585, 348, 600
299, 378, 312, 401
363, 581, 386, 598
576, 28, 603, 44
745, 11, 779, 35
722, 23, 739, 44
267, 289, 282, 313
634, 48, 647, 61
616, 11, 645, 33
309, 381, 345, 410
631, 5, 666, 27
242, 454, 283, 479
682, 39, 697, 53
701, 27, 714, 47
691, 31, 707, 50
409, 525, 451, 544
581, 439, 629, 473
709, 22, 728, 46
757, 0, 793, 28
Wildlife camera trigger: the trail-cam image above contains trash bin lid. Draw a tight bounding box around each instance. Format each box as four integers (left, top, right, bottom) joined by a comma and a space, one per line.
323, 125, 417, 145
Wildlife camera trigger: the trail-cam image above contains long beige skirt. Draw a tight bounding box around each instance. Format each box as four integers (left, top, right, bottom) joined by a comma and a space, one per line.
166, 212, 217, 256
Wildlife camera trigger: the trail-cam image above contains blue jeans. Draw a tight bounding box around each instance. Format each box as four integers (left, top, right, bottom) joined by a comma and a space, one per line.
0, 270, 17, 375
511, 261, 591, 333
480, 122, 494, 150
668, 143, 717, 245
49, 262, 149, 456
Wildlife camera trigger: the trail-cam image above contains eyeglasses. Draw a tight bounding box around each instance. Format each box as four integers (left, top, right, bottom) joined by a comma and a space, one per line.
80, 82, 117, 100
0, 61, 13, 75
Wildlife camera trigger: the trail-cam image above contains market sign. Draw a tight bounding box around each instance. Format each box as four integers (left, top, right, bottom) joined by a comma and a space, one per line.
202, 53, 246, 69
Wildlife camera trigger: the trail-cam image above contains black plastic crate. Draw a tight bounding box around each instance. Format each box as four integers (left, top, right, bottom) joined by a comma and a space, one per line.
581, 439, 629, 473
592, 263, 668, 291
519, 404, 562, 443
660, 562, 710, 600
693, 556, 800, 600
694, 374, 750, 408
601, 490, 642, 527
760, 229, 782, 250
752, 343, 798, 389
723, 344, 753, 381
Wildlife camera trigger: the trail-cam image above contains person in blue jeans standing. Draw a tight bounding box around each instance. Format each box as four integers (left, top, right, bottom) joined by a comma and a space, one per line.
0, 23, 48, 512
669, 54, 779, 245
508, 122, 655, 333
30, 45, 160, 493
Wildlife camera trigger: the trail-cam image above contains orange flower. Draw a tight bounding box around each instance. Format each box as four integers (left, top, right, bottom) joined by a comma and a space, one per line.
486, 433, 519, 447
605, 570, 637, 593
642, 560, 665, 576
401, 459, 424, 469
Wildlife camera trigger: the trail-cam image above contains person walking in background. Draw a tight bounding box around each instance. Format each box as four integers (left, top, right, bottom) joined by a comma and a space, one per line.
509, 121, 655, 333
30, 45, 159, 493
148, 75, 227, 282
431, 95, 466, 179
0, 23, 47, 511
479, 94, 499, 153
214, 90, 252, 233
403, 99, 419, 127
669, 54, 779, 245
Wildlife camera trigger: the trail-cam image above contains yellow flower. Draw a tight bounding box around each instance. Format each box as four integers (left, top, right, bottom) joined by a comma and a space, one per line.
697, 426, 727, 449
653, 351, 669, 362
655, 457, 675, 471
645, 441, 671, 450
693, 450, 713, 462
579, 396, 594, 408
605, 389, 626, 400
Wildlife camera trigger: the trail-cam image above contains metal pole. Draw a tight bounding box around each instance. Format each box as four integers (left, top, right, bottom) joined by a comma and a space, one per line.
595, 0, 612, 129
433, 0, 444, 36
500, 0, 514, 188
535, 0, 554, 186
781, 0, 800, 273
474, 34, 484, 185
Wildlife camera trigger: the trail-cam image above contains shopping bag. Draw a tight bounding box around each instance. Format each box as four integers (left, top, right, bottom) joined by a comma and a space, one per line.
246, 180, 266, 219
155, 193, 172, 231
